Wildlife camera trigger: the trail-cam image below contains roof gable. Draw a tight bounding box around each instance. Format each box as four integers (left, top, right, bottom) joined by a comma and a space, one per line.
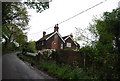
46, 31, 65, 43
37, 32, 54, 42
62, 36, 68, 40
63, 36, 78, 46
37, 32, 79, 47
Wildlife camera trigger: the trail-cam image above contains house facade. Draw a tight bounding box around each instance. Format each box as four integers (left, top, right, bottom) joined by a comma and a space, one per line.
36, 24, 80, 50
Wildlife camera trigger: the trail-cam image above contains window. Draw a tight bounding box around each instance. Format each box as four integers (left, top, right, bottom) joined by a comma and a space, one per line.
66, 43, 71, 47
42, 41, 44, 45
61, 44, 63, 49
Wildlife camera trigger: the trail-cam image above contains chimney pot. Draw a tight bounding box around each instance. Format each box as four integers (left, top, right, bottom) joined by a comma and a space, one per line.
43, 31, 46, 37
54, 24, 59, 32
70, 33, 73, 38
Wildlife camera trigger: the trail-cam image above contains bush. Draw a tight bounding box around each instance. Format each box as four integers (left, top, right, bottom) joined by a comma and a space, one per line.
51, 49, 83, 66
17, 54, 36, 64
37, 61, 90, 79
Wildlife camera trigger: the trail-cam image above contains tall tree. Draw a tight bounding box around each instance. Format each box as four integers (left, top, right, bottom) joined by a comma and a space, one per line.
2, 2, 29, 48
90, 8, 120, 53
2, 1, 50, 51
89, 8, 120, 78
103, 8, 120, 53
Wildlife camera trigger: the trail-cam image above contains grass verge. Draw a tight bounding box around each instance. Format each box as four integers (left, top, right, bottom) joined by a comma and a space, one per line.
17, 54, 96, 80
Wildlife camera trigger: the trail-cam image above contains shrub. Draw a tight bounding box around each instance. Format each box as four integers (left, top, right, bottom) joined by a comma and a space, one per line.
37, 61, 91, 79
17, 54, 36, 64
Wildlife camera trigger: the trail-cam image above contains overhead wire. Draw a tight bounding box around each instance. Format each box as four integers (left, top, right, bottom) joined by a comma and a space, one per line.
28, 0, 107, 35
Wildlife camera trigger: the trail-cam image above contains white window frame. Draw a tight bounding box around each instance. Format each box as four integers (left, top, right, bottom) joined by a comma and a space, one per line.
66, 42, 71, 47
61, 44, 63, 49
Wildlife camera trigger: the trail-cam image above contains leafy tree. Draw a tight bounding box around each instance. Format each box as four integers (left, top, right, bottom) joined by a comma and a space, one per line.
24, 1, 49, 13
88, 8, 120, 79
2, 1, 50, 52
2, 2, 29, 51
27, 41, 36, 53
89, 8, 120, 53
75, 27, 96, 46
21, 41, 36, 54
75, 8, 120, 79
103, 8, 120, 53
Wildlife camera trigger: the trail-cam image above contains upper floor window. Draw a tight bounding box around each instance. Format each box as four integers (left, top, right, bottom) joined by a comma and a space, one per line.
42, 41, 44, 45
66, 43, 71, 47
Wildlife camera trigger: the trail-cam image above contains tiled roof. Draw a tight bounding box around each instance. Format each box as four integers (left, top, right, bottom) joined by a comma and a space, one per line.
37, 32, 54, 41
62, 35, 80, 47
62, 35, 69, 40
37, 32, 80, 47
74, 41, 80, 47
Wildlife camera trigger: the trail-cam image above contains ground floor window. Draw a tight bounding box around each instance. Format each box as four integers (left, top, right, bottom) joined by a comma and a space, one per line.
61, 44, 63, 49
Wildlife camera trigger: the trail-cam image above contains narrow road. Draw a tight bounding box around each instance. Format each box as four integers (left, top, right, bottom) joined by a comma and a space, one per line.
2, 52, 53, 79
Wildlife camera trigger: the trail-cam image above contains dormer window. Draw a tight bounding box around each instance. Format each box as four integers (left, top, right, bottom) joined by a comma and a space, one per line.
66, 42, 71, 47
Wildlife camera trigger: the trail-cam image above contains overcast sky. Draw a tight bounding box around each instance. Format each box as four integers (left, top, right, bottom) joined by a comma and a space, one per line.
27, 0, 119, 42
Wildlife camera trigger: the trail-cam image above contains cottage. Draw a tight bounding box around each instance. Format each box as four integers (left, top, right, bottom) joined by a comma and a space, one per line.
36, 24, 80, 50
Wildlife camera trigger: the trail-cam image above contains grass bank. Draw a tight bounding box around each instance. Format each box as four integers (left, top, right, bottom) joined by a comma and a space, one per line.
17, 54, 95, 80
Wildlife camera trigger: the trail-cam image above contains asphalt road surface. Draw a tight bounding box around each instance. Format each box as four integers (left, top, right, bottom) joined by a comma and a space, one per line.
2, 52, 53, 80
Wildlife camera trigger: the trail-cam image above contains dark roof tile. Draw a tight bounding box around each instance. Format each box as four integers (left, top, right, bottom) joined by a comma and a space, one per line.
37, 32, 54, 42
62, 35, 69, 39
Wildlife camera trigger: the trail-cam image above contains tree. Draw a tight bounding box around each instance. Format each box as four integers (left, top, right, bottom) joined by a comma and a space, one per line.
89, 8, 120, 53
75, 27, 97, 46
88, 8, 120, 79
75, 8, 120, 79
24, 1, 49, 13
103, 8, 120, 53
2, 1, 50, 52
27, 41, 36, 53
2, 2, 29, 51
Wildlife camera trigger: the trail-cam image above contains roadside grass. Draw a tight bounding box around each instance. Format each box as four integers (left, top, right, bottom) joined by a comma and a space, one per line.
17, 54, 36, 65
37, 62, 91, 79
17, 54, 92, 80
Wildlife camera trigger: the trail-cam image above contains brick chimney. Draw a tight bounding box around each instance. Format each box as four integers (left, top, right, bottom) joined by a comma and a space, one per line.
43, 31, 46, 37
54, 24, 59, 32
70, 33, 73, 38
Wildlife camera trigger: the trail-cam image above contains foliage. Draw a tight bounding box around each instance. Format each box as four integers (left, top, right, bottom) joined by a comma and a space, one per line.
42, 49, 53, 60
90, 8, 120, 79
17, 53, 36, 64
89, 8, 120, 79
24, 1, 49, 13
89, 8, 120, 53
2, 42, 17, 52
21, 41, 36, 54
18, 54, 91, 79
50, 50, 82, 66
2, 1, 50, 52
26, 41, 36, 53
17, 6, 120, 80
75, 28, 93, 46
2, 2, 29, 52
75, 8, 120, 79
37, 61, 90, 79
18, 50, 119, 80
